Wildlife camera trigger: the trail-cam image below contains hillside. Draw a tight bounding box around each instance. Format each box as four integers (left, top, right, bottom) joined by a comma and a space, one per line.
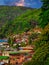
0, 0, 49, 65
0, 6, 32, 27
0, 7, 41, 38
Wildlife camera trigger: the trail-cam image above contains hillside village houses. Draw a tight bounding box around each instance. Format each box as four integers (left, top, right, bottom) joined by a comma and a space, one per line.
0, 28, 42, 65
0, 39, 34, 65
13, 33, 29, 46
0, 46, 34, 65
0, 40, 34, 65
11, 27, 42, 46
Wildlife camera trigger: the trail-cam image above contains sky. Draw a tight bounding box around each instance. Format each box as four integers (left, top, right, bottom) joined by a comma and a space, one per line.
0, 0, 42, 8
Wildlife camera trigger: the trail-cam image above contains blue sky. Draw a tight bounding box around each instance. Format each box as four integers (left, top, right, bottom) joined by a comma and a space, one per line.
0, 0, 42, 8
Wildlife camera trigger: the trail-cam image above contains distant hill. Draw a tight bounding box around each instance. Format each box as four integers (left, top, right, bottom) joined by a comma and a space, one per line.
0, 6, 41, 38
0, 6, 32, 27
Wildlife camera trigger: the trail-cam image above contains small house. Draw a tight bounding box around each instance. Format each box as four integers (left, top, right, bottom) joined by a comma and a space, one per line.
9, 50, 32, 65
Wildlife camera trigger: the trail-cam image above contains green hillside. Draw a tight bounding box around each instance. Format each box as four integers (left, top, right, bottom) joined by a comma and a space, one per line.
23, 0, 49, 65
0, 8, 41, 38
24, 24, 49, 65
0, 0, 49, 65
0, 6, 31, 27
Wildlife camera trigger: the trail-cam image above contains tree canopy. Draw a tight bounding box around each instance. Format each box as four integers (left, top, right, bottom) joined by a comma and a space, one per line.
39, 0, 49, 28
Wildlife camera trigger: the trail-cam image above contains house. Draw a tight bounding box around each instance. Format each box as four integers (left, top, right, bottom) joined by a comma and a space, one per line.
33, 28, 42, 34
9, 54, 25, 65
14, 36, 29, 46
2, 42, 9, 48
2, 51, 9, 56
15, 38, 22, 43
2, 47, 17, 57
9, 50, 32, 65
19, 46, 33, 50
19, 46, 34, 55
0, 42, 9, 48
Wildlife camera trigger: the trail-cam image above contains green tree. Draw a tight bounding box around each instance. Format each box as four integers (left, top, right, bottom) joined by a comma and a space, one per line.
20, 42, 26, 47
8, 37, 14, 46
39, 0, 49, 28
29, 33, 38, 45
24, 24, 49, 65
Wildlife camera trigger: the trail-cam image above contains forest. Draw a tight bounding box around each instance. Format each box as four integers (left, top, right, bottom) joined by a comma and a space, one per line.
0, 6, 41, 38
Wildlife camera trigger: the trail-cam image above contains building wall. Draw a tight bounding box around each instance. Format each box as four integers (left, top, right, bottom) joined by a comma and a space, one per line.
9, 54, 25, 64
2, 51, 9, 56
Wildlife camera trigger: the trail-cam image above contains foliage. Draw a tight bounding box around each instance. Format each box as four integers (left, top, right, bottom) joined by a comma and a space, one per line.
39, 0, 49, 28
0, 6, 29, 27
28, 33, 39, 45
14, 44, 20, 49
0, 56, 9, 60
9, 50, 31, 55
0, 9, 41, 38
8, 37, 14, 46
24, 24, 49, 65
20, 42, 26, 47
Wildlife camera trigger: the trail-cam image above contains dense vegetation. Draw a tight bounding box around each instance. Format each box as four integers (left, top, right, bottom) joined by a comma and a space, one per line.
0, 56, 9, 60
0, 0, 49, 65
24, 24, 49, 65
39, 0, 49, 28
0, 6, 31, 27
24, 0, 49, 65
0, 8, 41, 38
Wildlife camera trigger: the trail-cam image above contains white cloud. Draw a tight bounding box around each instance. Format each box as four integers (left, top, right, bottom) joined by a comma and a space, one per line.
15, 0, 25, 6
15, 0, 37, 7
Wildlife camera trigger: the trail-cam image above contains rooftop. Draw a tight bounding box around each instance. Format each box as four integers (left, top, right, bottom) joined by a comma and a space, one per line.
9, 50, 32, 55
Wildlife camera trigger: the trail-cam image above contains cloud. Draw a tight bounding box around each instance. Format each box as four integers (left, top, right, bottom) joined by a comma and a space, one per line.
15, 0, 37, 7
15, 0, 25, 6
0, 0, 42, 8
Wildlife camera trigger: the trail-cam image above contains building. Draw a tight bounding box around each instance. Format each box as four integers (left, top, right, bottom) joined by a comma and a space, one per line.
33, 28, 42, 34
19, 46, 33, 50
9, 50, 32, 65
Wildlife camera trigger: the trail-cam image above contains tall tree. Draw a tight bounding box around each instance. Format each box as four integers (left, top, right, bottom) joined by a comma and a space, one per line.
40, 0, 49, 28
24, 24, 49, 65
